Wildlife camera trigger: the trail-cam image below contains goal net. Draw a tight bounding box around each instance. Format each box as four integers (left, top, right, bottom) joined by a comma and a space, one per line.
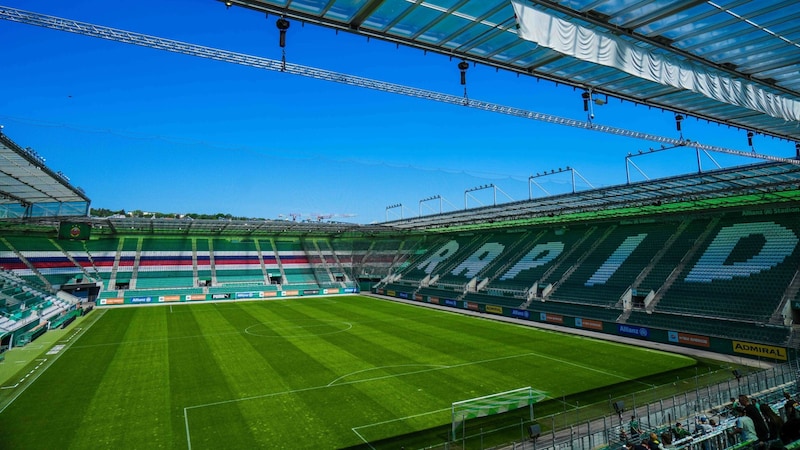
451, 386, 547, 440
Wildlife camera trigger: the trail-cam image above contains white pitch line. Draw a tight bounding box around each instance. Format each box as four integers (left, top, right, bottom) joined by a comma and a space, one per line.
0, 310, 105, 414
69, 329, 246, 350
350, 427, 375, 450
350, 406, 453, 447
184, 407, 193, 450
181, 322, 647, 448
243, 321, 353, 339
185, 348, 626, 412
352, 406, 451, 430
327, 364, 451, 387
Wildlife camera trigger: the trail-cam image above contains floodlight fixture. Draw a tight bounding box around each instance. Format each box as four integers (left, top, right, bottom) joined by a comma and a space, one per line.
276, 17, 290, 48
385, 203, 403, 221
675, 114, 683, 132
225, 1, 232, 8
465, 183, 507, 209
458, 60, 469, 86
419, 194, 443, 216
529, 166, 594, 198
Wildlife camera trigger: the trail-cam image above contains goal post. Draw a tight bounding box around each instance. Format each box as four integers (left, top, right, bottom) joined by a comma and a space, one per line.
451, 386, 547, 441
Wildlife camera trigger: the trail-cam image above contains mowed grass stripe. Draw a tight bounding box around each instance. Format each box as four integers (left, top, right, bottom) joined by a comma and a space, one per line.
189, 301, 457, 447
69, 308, 172, 449
298, 300, 542, 417
264, 300, 464, 379
260, 301, 461, 446
167, 304, 259, 450
207, 302, 371, 448
190, 301, 445, 448
218, 299, 600, 446
0, 296, 697, 449
267, 298, 532, 400
352, 297, 694, 392
0, 309, 119, 449
184, 303, 305, 449
312, 298, 627, 397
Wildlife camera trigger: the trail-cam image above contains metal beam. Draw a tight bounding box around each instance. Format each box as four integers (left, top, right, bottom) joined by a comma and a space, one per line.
1, 5, 797, 165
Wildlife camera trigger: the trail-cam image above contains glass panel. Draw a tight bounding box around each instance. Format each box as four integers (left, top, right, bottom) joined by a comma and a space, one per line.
363, 1, 415, 31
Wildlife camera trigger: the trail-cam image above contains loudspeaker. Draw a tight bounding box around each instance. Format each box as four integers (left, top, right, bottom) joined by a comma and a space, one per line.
528, 424, 541, 439
613, 401, 625, 413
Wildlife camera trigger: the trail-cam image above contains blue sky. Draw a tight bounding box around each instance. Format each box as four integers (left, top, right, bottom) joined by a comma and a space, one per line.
1, 1, 795, 224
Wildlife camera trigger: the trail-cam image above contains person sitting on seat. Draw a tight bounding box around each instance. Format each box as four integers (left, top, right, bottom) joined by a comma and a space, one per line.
647, 432, 665, 450
630, 415, 642, 440
673, 422, 690, 440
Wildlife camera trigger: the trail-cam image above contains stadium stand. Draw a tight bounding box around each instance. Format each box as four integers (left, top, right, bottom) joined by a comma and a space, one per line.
135, 238, 194, 289
3, 1, 800, 447
110, 237, 138, 289
210, 238, 266, 285
654, 212, 800, 322
196, 238, 212, 287
548, 221, 676, 307
0, 153, 798, 360
371, 192, 799, 348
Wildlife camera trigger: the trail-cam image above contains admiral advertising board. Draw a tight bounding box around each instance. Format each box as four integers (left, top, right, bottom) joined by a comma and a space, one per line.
732, 341, 787, 360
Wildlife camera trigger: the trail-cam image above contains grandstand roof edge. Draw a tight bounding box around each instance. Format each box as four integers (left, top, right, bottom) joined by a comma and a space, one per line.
383, 161, 800, 231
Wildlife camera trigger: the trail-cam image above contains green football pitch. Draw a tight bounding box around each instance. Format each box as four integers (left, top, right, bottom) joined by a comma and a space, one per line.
0, 295, 695, 449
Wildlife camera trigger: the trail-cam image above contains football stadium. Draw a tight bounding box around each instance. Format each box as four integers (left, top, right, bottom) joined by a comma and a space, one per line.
1, 1, 800, 450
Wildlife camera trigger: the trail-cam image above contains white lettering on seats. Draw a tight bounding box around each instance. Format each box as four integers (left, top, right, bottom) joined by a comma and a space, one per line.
500, 242, 565, 281
684, 222, 799, 282
585, 233, 647, 286
451, 242, 505, 278
416, 240, 459, 274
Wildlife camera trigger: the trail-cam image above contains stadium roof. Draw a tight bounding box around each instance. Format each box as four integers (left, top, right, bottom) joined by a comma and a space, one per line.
2, 161, 797, 235
228, 0, 800, 142
385, 161, 800, 230
0, 214, 403, 238
0, 132, 91, 218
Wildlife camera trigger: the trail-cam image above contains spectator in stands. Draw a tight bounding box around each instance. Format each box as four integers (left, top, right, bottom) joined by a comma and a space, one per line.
780, 408, 800, 445
741, 394, 771, 442
761, 403, 785, 441
630, 415, 642, 440
673, 422, 690, 441
619, 429, 629, 444
735, 407, 759, 444
697, 416, 713, 433
647, 432, 665, 450
785, 396, 799, 422
631, 440, 648, 450
696, 417, 714, 450
724, 397, 741, 419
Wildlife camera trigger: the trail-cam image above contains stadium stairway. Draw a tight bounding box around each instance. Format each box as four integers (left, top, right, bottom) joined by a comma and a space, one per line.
645, 217, 721, 312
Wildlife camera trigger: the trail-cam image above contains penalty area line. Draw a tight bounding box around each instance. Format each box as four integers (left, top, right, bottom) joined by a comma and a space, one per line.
351, 407, 451, 450
184, 407, 192, 450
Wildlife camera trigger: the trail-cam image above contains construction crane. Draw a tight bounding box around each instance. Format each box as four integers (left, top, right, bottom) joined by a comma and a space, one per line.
309, 213, 357, 222
0, 5, 797, 165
